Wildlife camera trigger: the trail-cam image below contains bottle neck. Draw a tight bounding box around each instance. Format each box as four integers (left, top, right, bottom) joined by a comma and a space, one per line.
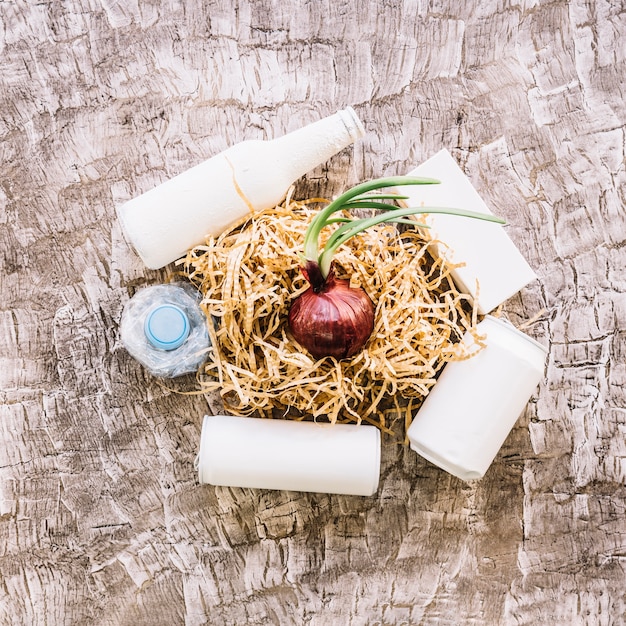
269, 108, 365, 181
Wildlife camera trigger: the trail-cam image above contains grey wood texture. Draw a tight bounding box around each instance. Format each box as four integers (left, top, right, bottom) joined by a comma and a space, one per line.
1, 1, 625, 624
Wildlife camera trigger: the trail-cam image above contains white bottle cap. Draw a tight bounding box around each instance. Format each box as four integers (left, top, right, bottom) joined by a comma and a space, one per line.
401, 149, 537, 314
337, 106, 366, 142
144, 304, 190, 351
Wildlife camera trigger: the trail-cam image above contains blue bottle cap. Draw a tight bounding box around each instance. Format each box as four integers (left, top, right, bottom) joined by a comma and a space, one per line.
144, 304, 190, 351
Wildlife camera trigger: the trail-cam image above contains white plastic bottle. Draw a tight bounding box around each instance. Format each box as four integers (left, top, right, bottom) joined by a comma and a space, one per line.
117, 107, 366, 269
120, 283, 211, 378
196, 414, 381, 496
407, 316, 547, 480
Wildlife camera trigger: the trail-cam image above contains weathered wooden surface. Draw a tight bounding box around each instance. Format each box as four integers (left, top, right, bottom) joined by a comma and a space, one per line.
1, 1, 625, 624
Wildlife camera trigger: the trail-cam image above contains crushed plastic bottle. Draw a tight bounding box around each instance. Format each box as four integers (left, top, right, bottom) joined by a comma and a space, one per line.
120, 283, 211, 378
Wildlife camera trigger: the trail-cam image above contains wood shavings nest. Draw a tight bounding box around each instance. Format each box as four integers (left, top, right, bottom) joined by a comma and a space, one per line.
180, 194, 482, 438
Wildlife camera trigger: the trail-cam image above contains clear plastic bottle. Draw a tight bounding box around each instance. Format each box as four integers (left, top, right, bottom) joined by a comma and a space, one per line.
120, 283, 211, 378
117, 107, 365, 269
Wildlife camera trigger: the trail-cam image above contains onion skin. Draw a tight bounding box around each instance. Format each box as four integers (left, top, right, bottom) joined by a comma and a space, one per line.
288, 263, 375, 360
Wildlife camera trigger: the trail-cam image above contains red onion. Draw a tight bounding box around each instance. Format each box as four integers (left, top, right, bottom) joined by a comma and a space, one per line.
288, 262, 374, 360
287, 176, 506, 360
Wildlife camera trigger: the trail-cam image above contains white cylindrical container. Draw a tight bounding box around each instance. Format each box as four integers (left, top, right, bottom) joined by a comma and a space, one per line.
400, 149, 537, 314
120, 283, 211, 378
117, 108, 365, 269
196, 414, 380, 496
407, 315, 547, 481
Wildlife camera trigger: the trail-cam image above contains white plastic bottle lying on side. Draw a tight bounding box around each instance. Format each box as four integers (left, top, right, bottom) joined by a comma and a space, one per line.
120, 283, 211, 378
117, 107, 366, 269
407, 315, 547, 480
196, 414, 381, 496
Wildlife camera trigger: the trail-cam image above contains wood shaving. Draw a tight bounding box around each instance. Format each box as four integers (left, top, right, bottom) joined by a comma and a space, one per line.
179, 193, 484, 439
